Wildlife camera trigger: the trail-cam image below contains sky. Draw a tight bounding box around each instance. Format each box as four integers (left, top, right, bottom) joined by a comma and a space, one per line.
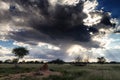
0, 0, 120, 62
98, 0, 120, 18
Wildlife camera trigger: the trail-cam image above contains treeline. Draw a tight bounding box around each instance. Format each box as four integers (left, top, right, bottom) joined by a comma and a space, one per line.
0, 58, 65, 64
0, 59, 44, 64
0, 58, 119, 64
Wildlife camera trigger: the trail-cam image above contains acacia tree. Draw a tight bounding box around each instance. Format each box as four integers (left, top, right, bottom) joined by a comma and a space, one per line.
12, 47, 29, 67
97, 57, 106, 64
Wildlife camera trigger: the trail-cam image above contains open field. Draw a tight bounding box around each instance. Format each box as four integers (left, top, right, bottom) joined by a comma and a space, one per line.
0, 64, 120, 80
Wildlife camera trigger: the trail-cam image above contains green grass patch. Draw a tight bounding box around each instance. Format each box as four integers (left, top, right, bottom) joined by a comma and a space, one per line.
0, 64, 120, 80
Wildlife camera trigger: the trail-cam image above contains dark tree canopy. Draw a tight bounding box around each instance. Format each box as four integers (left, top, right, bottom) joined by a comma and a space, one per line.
48, 59, 65, 64
97, 57, 106, 64
12, 47, 29, 58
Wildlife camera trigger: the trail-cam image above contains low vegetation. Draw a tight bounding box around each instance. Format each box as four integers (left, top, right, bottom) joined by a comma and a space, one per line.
0, 64, 120, 80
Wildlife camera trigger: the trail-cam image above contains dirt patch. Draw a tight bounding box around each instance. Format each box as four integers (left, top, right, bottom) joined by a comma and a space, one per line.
0, 63, 62, 80
0, 70, 61, 80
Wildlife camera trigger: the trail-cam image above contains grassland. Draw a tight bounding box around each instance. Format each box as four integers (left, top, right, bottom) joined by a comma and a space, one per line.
0, 64, 120, 80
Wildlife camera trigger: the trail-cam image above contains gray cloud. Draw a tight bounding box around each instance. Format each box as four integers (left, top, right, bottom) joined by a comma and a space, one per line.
0, 0, 115, 49
29, 50, 67, 61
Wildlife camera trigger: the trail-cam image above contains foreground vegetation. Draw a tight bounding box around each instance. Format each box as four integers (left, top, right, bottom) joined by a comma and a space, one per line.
0, 64, 120, 80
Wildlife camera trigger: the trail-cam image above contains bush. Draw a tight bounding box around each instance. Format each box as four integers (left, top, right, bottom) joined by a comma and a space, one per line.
48, 59, 65, 64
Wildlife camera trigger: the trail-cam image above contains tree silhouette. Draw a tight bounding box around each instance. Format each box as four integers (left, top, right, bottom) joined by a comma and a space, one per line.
12, 47, 29, 67
4, 59, 12, 64
74, 55, 88, 66
48, 59, 65, 64
97, 57, 106, 64
74, 56, 82, 63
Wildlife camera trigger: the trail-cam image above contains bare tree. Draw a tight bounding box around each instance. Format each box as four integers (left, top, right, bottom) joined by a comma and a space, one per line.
74, 55, 83, 63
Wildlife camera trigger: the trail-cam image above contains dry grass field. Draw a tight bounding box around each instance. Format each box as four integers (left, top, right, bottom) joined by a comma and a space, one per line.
0, 64, 120, 80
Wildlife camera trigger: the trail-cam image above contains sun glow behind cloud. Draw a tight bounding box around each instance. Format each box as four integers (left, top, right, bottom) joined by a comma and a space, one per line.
66, 45, 87, 56
49, 0, 80, 6
0, 1, 10, 10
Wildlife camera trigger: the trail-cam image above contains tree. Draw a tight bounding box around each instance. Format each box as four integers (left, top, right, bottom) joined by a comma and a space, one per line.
74, 55, 88, 66
48, 59, 65, 64
4, 59, 12, 64
0, 60, 2, 64
12, 58, 19, 64
74, 56, 82, 63
12, 47, 29, 67
97, 57, 106, 64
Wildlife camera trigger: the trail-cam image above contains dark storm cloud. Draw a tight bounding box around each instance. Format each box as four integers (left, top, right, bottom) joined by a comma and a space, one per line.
26, 0, 90, 42
0, 0, 114, 47
9, 29, 51, 45
89, 11, 114, 30
100, 12, 112, 26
